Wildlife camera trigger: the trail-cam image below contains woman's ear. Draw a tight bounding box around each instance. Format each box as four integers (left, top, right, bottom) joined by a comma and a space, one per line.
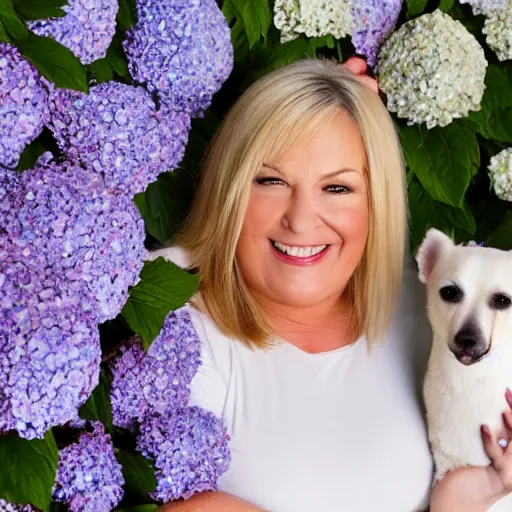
416, 228, 453, 283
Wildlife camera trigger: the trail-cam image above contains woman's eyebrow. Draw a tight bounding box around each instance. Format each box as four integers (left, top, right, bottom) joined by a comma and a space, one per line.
322, 168, 359, 179
261, 163, 285, 176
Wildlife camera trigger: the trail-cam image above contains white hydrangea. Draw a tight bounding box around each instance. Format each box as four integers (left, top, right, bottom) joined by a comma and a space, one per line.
482, 1, 512, 61
459, 0, 507, 15
488, 148, 512, 202
378, 10, 487, 129
273, 0, 353, 43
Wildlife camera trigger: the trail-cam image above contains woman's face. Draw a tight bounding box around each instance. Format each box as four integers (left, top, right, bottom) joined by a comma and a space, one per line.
236, 111, 369, 309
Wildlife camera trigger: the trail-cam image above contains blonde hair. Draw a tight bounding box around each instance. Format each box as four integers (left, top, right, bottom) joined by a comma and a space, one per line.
178, 58, 407, 349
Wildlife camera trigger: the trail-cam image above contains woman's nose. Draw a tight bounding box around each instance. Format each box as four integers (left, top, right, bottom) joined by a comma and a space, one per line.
281, 191, 320, 234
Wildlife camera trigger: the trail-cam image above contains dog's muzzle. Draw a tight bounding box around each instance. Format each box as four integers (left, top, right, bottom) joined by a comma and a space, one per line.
450, 324, 489, 366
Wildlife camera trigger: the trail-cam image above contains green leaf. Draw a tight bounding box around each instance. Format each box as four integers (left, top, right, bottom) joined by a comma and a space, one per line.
17, 33, 88, 92
486, 211, 512, 250
105, 31, 130, 79
408, 177, 476, 252
0, 430, 58, 512
121, 258, 200, 349
399, 121, 479, 208
78, 370, 113, 432
13, 0, 66, 20
439, 0, 455, 11
16, 138, 47, 171
406, 0, 428, 18
89, 57, 114, 83
117, 0, 137, 31
116, 506, 158, 512
0, 0, 29, 41
229, 0, 271, 48
467, 64, 512, 144
116, 450, 156, 504
241, 26, 337, 88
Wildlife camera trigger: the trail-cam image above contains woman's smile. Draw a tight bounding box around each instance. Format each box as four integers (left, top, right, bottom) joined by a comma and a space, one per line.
269, 239, 331, 266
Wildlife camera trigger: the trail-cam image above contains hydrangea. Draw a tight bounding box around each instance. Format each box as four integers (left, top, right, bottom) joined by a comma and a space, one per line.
137, 407, 230, 502
274, 0, 353, 43
378, 10, 487, 128
0, 239, 101, 439
123, 0, 233, 116
8, 155, 146, 323
48, 82, 190, 195
488, 147, 512, 201
53, 421, 124, 512
351, 0, 402, 68
1, 166, 22, 236
27, 0, 118, 65
109, 308, 201, 430
460, 0, 507, 15
0, 499, 35, 511
0, 44, 50, 169
482, 1, 512, 61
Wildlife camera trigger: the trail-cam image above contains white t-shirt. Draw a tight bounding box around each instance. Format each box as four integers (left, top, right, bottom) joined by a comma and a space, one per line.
185, 261, 435, 512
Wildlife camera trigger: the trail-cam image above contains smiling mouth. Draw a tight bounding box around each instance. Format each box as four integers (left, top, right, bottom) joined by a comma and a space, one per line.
269, 239, 330, 258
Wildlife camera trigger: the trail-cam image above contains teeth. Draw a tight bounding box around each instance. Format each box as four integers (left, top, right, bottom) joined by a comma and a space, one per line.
274, 241, 327, 257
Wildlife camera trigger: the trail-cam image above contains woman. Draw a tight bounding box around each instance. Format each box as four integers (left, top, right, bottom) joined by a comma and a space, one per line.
154, 58, 512, 511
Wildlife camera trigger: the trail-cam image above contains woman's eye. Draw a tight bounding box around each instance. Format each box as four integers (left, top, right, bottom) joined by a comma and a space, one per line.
325, 184, 350, 194
255, 177, 285, 186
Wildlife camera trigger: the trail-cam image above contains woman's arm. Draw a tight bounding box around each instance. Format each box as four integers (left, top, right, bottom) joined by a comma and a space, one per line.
159, 491, 267, 511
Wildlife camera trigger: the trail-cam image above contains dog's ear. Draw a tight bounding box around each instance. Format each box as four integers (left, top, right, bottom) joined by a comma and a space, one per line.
416, 229, 453, 283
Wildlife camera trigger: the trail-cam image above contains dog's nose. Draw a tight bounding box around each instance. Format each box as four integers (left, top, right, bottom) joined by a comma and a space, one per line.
451, 323, 488, 366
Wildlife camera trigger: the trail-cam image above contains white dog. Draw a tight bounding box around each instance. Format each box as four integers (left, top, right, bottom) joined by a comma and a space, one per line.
417, 228, 512, 510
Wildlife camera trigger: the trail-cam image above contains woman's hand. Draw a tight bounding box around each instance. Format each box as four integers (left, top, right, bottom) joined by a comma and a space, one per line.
430, 389, 512, 512
341, 56, 379, 95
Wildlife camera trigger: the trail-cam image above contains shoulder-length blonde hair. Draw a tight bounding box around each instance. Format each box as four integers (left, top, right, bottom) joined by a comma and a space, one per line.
178, 58, 407, 349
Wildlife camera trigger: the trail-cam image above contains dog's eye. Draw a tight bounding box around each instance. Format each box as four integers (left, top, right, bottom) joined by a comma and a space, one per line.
489, 293, 512, 311
439, 285, 463, 303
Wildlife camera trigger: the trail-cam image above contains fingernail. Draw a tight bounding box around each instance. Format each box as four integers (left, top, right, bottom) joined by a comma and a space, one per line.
481, 425, 491, 438
506, 388, 512, 406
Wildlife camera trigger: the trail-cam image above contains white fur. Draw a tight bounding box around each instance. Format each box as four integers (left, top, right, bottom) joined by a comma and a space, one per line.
417, 229, 512, 510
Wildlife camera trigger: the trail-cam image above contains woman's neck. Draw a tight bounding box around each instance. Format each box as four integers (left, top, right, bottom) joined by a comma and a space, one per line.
254, 293, 357, 354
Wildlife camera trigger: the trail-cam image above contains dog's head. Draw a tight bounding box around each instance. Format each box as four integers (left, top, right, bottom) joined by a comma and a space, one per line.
416, 228, 512, 366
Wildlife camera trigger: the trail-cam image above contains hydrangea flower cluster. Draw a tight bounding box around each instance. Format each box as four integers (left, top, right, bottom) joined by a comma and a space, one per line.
0, 499, 35, 511
0, 44, 50, 169
378, 10, 487, 128
6, 155, 146, 323
487, 147, 512, 202
53, 421, 124, 512
482, 1, 512, 61
123, 0, 233, 116
27, 0, 119, 65
0, 238, 101, 439
350, 0, 402, 68
137, 407, 230, 502
460, 0, 507, 14
47, 82, 190, 196
274, 0, 353, 43
109, 308, 201, 430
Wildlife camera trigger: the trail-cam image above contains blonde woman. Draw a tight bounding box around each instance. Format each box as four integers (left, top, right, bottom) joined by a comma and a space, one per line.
153, 58, 512, 511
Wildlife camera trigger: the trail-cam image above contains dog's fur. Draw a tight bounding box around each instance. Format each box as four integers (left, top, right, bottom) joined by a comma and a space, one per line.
417, 229, 512, 495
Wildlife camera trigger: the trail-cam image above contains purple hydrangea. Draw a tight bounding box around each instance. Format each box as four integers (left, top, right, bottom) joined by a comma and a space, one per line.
109, 308, 201, 430
0, 44, 50, 169
27, 0, 119, 65
137, 407, 231, 502
1, 166, 22, 236
53, 421, 125, 512
123, 0, 234, 116
0, 499, 36, 511
0, 238, 101, 439
8, 155, 146, 323
351, 0, 402, 68
47, 82, 191, 196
